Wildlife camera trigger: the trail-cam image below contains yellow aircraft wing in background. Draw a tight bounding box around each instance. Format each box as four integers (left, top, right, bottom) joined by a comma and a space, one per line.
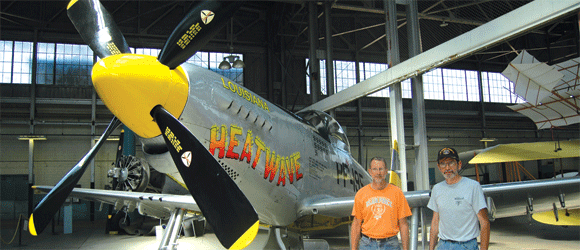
469, 140, 579, 164
532, 208, 580, 226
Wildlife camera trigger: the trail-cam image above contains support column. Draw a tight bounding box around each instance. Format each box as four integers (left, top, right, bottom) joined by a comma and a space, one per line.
308, 1, 320, 104
410, 207, 420, 250
325, 0, 335, 117
355, 53, 364, 165
407, 0, 429, 191
384, 0, 407, 191
27, 139, 35, 216
477, 63, 488, 148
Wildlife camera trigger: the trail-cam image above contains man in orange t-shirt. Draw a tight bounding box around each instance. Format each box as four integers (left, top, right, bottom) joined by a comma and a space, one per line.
351, 157, 412, 250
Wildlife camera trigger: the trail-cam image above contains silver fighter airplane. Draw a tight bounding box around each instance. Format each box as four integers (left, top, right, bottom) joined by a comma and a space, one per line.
29, 1, 580, 249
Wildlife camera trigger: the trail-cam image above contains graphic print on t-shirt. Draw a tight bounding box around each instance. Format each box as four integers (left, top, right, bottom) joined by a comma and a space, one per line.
366, 196, 393, 220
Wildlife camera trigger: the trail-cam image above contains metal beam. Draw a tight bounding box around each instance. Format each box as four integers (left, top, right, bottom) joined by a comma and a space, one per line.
302, 0, 580, 112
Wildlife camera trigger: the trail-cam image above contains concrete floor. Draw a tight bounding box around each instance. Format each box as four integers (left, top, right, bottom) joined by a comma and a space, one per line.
1, 215, 578, 249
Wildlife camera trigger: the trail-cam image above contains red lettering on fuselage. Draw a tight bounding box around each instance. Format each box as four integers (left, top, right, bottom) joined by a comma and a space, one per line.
209, 124, 302, 186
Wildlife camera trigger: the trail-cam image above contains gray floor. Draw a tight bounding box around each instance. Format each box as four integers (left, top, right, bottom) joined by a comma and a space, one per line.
1, 215, 578, 249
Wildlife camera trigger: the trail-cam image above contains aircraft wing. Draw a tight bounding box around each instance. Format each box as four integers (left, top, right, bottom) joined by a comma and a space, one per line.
469, 140, 579, 164
297, 177, 580, 221
33, 186, 199, 219
297, 190, 431, 218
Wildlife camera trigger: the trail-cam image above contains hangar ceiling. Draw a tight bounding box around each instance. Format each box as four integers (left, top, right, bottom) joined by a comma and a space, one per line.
1, 1, 579, 134
1, 0, 578, 71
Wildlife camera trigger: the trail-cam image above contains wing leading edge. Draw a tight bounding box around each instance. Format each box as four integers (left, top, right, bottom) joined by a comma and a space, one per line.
33, 186, 199, 219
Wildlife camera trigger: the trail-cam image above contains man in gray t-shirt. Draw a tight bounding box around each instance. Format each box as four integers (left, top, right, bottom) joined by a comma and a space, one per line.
427, 147, 490, 250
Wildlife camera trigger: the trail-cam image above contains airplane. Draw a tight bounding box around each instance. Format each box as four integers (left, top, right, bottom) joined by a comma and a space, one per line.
28, 1, 580, 250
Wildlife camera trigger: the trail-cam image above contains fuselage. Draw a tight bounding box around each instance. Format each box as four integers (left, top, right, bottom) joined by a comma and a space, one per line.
139, 63, 372, 226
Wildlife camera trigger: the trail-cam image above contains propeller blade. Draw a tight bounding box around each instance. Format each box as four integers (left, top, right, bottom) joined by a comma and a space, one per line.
29, 117, 122, 236
151, 105, 259, 250
158, 1, 243, 69
67, 0, 130, 58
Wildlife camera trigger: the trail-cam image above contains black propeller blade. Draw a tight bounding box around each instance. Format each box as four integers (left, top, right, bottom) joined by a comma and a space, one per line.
29, 117, 121, 236
67, 0, 130, 58
158, 1, 243, 69
151, 105, 259, 249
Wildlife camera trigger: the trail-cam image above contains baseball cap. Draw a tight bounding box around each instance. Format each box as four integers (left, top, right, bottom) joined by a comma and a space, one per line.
437, 147, 459, 162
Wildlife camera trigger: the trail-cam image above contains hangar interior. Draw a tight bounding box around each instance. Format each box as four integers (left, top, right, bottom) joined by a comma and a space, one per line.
1, 0, 579, 233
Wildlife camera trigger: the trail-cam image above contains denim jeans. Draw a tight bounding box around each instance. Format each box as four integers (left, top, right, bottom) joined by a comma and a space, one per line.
359, 235, 401, 250
435, 238, 478, 250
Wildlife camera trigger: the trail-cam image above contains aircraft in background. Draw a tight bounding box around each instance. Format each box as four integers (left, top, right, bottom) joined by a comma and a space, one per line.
502, 50, 580, 130
29, 1, 580, 249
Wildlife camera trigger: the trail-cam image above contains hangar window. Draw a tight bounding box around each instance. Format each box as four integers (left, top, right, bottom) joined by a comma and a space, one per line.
135, 48, 244, 84
305, 58, 525, 104
295, 110, 350, 153
0, 41, 33, 84
0, 41, 244, 86
55, 44, 94, 86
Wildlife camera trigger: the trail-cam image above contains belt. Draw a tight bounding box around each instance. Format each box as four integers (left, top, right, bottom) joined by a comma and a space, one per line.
442, 238, 476, 244
362, 234, 396, 242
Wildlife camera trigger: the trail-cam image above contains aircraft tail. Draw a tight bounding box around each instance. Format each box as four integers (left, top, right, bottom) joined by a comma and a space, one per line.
389, 140, 402, 189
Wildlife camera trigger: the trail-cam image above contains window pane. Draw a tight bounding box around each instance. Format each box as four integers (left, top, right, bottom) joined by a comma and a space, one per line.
423, 68, 443, 100
442, 68, 467, 101
37, 43, 55, 84
186, 51, 210, 69
482, 72, 519, 103
465, 70, 480, 102
334, 60, 356, 94
55, 43, 93, 86
209, 52, 243, 84
12, 41, 33, 84
363, 62, 389, 97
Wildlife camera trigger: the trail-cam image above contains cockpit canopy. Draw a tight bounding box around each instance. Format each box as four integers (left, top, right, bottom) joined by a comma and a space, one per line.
295, 110, 350, 152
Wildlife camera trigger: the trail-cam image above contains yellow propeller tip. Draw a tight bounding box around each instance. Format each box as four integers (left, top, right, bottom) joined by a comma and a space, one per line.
29, 214, 38, 236
229, 220, 260, 250
67, 0, 79, 10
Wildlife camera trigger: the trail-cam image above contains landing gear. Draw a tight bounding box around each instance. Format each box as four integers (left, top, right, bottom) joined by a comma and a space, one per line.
158, 208, 186, 250
263, 227, 305, 250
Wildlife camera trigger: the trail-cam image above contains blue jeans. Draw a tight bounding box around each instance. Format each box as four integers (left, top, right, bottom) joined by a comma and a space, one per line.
359, 235, 400, 250
435, 238, 478, 250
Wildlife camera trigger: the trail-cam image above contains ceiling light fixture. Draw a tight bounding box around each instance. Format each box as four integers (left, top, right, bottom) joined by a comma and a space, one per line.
371, 137, 390, 142
440, 21, 448, 27
219, 18, 244, 70
428, 137, 449, 142
18, 135, 47, 140
480, 138, 497, 142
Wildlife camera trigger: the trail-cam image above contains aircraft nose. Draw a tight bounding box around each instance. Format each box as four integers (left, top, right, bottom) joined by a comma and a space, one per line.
92, 54, 189, 138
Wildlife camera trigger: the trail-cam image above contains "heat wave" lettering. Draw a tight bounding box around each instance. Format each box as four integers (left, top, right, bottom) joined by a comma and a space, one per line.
209, 124, 303, 186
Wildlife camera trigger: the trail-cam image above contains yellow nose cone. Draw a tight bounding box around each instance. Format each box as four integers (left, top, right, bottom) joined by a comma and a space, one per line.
92, 54, 189, 138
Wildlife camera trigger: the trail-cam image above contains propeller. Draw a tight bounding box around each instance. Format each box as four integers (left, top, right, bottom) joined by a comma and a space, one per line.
29, 0, 130, 236
31, 0, 260, 248
29, 117, 121, 236
67, 0, 130, 58
151, 105, 259, 249
158, 1, 243, 69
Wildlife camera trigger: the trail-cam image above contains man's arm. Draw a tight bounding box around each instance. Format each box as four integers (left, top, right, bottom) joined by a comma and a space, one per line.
477, 208, 490, 250
350, 216, 362, 250
429, 211, 439, 250
399, 217, 409, 250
